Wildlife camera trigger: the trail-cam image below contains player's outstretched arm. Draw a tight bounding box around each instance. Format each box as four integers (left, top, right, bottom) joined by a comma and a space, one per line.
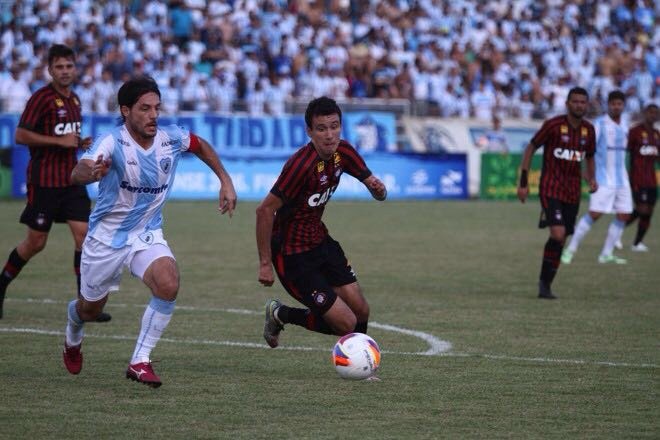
363, 175, 387, 201
193, 137, 237, 217
517, 142, 535, 203
255, 193, 283, 287
71, 155, 112, 184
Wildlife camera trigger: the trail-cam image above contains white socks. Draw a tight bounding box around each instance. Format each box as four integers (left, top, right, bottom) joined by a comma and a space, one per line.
130, 296, 175, 364
65, 299, 84, 346
601, 219, 626, 257
567, 214, 594, 253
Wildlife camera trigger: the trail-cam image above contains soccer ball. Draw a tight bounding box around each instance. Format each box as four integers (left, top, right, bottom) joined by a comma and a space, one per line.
332, 333, 381, 380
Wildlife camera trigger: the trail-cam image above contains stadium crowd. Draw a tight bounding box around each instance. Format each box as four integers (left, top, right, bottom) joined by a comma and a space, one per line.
0, 0, 658, 120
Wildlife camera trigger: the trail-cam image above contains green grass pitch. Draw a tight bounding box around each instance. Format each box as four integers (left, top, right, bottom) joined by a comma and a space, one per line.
0, 199, 658, 439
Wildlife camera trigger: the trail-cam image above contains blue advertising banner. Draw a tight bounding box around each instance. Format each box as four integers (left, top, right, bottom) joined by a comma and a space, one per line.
3, 113, 465, 200
45, 112, 397, 159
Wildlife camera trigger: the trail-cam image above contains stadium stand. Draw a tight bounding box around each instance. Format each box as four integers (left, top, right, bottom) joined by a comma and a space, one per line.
0, 0, 658, 120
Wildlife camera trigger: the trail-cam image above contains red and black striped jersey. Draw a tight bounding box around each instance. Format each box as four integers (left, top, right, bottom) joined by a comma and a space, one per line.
271, 140, 372, 255
18, 84, 83, 187
627, 123, 659, 190
530, 115, 596, 204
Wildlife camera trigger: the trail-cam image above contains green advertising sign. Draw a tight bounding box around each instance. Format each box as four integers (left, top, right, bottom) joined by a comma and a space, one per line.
480, 153, 542, 200
480, 153, 660, 200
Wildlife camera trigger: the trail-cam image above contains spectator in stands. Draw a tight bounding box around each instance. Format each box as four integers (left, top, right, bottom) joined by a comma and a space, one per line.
160, 76, 181, 115
247, 80, 266, 116
29, 65, 47, 93
75, 75, 95, 114
471, 80, 496, 121
0, 64, 31, 113
265, 75, 287, 116
477, 115, 509, 153
0, 0, 657, 121
168, 1, 194, 47
93, 69, 117, 114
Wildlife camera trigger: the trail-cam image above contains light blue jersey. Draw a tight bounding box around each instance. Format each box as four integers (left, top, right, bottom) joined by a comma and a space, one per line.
594, 114, 629, 188
82, 124, 195, 248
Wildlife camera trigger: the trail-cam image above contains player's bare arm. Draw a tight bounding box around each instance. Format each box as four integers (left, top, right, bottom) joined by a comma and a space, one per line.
585, 155, 598, 193
71, 155, 112, 184
255, 193, 283, 286
517, 142, 535, 203
15, 127, 85, 149
363, 175, 387, 201
193, 137, 237, 217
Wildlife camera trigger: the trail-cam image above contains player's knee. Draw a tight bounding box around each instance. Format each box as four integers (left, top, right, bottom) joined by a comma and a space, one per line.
154, 275, 179, 300
27, 235, 48, 253
550, 231, 565, 243
78, 302, 103, 321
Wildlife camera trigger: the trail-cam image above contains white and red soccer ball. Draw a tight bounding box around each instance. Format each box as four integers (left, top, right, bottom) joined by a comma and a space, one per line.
332, 332, 381, 380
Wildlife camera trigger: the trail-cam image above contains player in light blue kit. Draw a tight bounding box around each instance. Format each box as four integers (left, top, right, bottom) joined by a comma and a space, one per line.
62, 76, 237, 387
562, 90, 632, 264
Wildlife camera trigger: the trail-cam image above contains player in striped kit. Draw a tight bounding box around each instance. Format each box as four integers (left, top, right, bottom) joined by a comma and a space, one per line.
518, 87, 597, 299
257, 97, 387, 348
624, 103, 659, 251
562, 90, 632, 265
0, 44, 111, 322
62, 76, 237, 387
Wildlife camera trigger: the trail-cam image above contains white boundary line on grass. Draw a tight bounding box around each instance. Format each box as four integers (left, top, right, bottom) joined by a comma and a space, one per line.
4, 297, 451, 356
2, 297, 658, 369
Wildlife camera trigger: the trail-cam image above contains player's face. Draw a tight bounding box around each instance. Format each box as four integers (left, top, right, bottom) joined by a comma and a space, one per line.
122, 92, 160, 141
565, 93, 588, 119
644, 107, 659, 125
607, 99, 625, 120
48, 56, 76, 89
307, 113, 341, 160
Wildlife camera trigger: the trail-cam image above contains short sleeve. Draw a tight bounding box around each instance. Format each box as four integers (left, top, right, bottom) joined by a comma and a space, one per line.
339, 142, 372, 181
530, 120, 551, 148
82, 133, 115, 161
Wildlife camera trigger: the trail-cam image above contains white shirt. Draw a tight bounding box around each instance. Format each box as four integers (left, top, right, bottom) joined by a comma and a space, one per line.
0, 76, 31, 114
594, 114, 629, 188
83, 124, 195, 248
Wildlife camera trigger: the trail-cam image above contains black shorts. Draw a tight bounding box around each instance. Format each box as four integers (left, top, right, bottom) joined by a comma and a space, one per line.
632, 187, 657, 206
538, 196, 580, 235
20, 185, 91, 232
271, 236, 357, 314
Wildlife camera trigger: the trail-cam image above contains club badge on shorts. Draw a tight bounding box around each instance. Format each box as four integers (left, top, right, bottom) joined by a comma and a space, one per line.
313, 290, 327, 307
139, 231, 154, 244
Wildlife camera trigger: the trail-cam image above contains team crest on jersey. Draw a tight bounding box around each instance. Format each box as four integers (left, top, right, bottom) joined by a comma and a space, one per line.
160, 157, 172, 173
57, 108, 67, 118
333, 152, 341, 165
317, 161, 325, 173
55, 98, 64, 107
560, 125, 568, 134
641, 131, 648, 142
320, 174, 328, 184
581, 127, 588, 137
561, 135, 569, 143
